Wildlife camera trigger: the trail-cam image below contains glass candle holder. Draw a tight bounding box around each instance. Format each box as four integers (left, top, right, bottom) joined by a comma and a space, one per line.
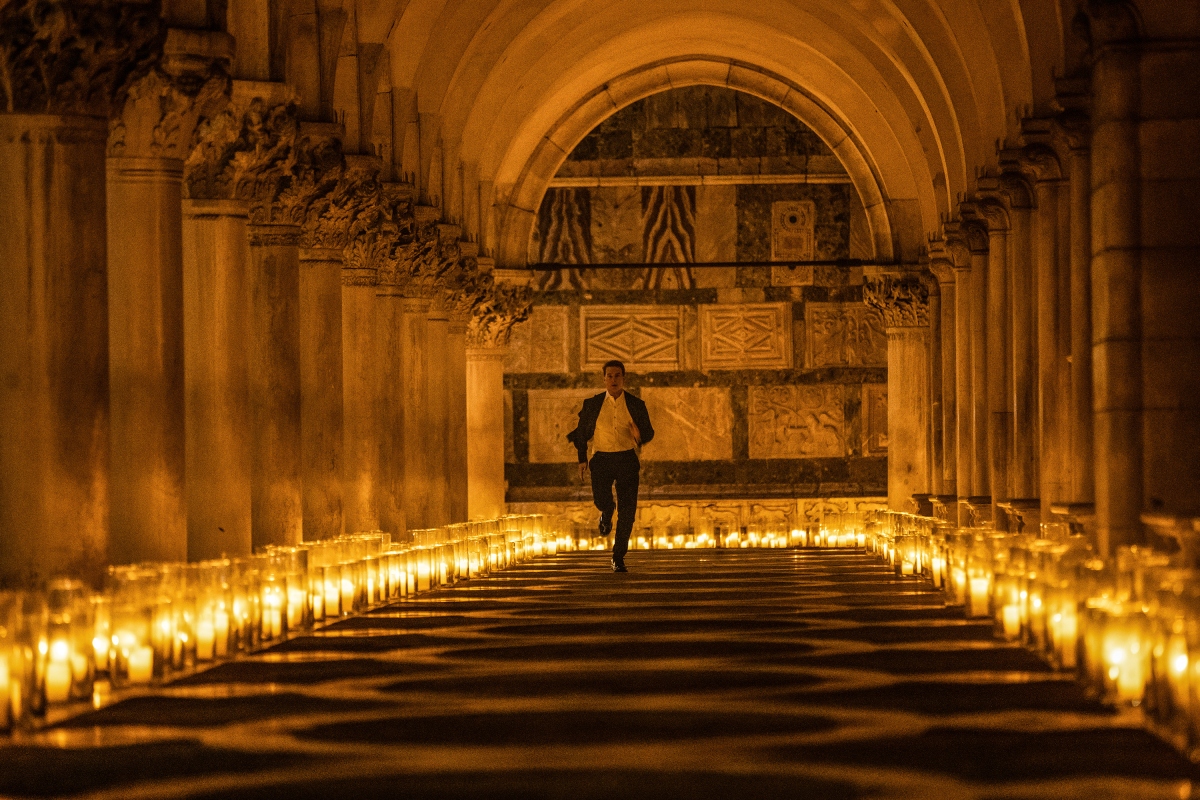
44, 579, 94, 704
965, 533, 994, 619
107, 567, 161, 686
0, 592, 35, 731
194, 560, 233, 662
90, 594, 111, 676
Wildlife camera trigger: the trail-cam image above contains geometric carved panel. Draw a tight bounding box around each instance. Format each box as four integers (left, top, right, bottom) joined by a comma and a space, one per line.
526, 389, 602, 463
747, 384, 845, 459
580, 305, 681, 371
862, 383, 888, 455
505, 306, 569, 373
699, 303, 791, 370
805, 303, 887, 367
639, 387, 733, 461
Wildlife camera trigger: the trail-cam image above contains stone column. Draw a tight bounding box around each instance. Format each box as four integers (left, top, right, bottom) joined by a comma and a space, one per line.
299, 246, 344, 541
943, 233, 974, 510
1089, 15, 1143, 552
967, 230, 991, 503
1067, 139, 1095, 509
467, 346, 508, 520
1003, 182, 1038, 508
980, 203, 1012, 519
342, 267, 381, 536
928, 284, 944, 498
930, 257, 957, 500
400, 296, 434, 530
246, 223, 304, 548
426, 303, 452, 528
0, 0, 161, 585
106, 30, 231, 565
1023, 144, 1069, 521
447, 313, 470, 523
374, 286, 408, 536
182, 200, 252, 559
866, 276, 932, 511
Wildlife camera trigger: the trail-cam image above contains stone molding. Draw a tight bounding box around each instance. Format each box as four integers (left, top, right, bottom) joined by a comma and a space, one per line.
0, 0, 163, 117
247, 224, 301, 247
864, 274, 931, 329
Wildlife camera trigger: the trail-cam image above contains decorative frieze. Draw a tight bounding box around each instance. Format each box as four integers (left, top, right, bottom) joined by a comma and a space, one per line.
805, 303, 887, 367
580, 305, 682, 371
863, 274, 931, 328
699, 303, 791, 370
747, 384, 846, 459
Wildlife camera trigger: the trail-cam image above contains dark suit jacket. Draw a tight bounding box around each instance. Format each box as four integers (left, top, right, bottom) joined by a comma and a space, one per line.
566, 391, 655, 463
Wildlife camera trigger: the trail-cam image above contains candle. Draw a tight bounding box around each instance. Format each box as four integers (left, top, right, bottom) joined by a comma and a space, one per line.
969, 577, 991, 618
1057, 605, 1078, 668
287, 586, 305, 630
0, 654, 10, 725
195, 618, 215, 661
45, 660, 71, 704
126, 645, 153, 684
214, 610, 229, 657
1002, 604, 1021, 639
92, 635, 109, 672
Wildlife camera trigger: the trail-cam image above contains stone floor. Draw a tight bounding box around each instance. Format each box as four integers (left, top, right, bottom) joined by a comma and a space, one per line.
3, 549, 1198, 799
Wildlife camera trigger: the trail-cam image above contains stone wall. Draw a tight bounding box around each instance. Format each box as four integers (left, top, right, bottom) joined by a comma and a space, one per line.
506, 87, 888, 510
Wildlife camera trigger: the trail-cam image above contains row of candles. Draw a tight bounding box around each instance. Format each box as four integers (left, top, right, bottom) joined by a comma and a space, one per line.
0, 515, 570, 732
861, 510, 1200, 760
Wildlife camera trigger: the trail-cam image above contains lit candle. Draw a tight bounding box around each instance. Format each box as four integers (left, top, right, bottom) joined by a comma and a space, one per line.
45, 638, 72, 703
214, 610, 229, 657
92, 635, 109, 672
0, 654, 10, 720
195, 618, 215, 661
287, 586, 305, 630
126, 645, 153, 684
969, 577, 991, 618
1002, 604, 1021, 639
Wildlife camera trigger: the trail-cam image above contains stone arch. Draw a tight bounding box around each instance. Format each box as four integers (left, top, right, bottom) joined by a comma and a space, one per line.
494, 58, 901, 268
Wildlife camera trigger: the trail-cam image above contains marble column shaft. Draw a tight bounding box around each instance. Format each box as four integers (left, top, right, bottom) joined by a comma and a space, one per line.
1008, 204, 1038, 502
299, 247, 344, 541
183, 200, 252, 559
399, 297, 432, 530
938, 276, 957, 497
467, 347, 507, 520
969, 248, 990, 499
0, 114, 110, 585
106, 156, 188, 564
887, 326, 932, 510
1034, 178, 1069, 518
986, 225, 1012, 513
1068, 146, 1095, 507
425, 308, 451, 528
928, 288, 943, 497
247, 224, 303, 548
953, 264, 974, 502
341, 278, 380, 535
374, 289, 406, 536
447, 316, 470, 523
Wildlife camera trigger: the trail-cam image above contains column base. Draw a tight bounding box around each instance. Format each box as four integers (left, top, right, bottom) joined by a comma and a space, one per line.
998, 498, 1041, 533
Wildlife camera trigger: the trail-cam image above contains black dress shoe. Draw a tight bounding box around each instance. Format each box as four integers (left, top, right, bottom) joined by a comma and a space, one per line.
599, 513, 613, 536
611, 557, 627, 573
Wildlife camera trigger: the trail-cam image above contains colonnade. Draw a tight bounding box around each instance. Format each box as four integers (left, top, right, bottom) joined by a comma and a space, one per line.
875, 8, 1200, 557
0, 3, 527, 587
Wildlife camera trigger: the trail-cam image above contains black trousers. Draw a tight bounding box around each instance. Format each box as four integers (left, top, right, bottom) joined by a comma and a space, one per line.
589, 449, 640, 561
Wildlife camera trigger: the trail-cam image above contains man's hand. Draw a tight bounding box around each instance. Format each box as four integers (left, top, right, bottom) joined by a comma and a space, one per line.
579, 461, 588, 482
628, 419, 642, 445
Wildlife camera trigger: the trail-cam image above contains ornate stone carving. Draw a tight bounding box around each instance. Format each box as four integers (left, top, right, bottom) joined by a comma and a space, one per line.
805, 303, 886, 367
699, 303, 791, 370
748, 385, 845, 459
107, 30, 232, 159
639, 387, 733, 461
300, 156, 383, 250
862, 383, 888, 455
247, 123, 342, 227
0, 0, 163, 116
863, 274, 931, 328
580, 305, 682, 371
526, 389, 603, 463
466, 281, 533, 349
184, 90, 298, 202
505, 306, 570, 374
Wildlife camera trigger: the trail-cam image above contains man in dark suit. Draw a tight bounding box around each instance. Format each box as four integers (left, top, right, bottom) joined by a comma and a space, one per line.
566, 360, 654, 572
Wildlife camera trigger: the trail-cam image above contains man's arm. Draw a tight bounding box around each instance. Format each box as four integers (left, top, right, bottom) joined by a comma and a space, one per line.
630, 395, 654, 446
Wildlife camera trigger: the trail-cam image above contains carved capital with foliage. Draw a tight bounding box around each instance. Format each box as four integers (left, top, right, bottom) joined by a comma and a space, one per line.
466, 281, 533, 348
864, 274, 931, 329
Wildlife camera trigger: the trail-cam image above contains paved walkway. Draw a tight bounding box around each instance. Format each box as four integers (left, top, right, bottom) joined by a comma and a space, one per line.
3, 550, 1197, 799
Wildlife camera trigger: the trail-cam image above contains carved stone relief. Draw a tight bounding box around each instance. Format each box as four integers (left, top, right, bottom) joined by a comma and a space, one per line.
505, 306, 570, 374
770, 200, 815, 261
748, 385, 845, 459
526, 389, 602, 463
862, 383, 888, 455
580, 305, 681, 370
806, 303, 887, 367
699, 303, 791, 370
796, 497, 887, 525
639, 388, 733, 462
864, 273, 931, 328
771, 265, 814, 287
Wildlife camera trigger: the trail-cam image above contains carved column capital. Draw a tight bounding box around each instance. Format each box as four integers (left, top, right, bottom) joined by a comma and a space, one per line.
300, 154, 384, 250
0, 0, 164, 117
107, 29, 232, 159
466, 282, 533, 348
246, 121, 342, 226
864, 274, 931, 329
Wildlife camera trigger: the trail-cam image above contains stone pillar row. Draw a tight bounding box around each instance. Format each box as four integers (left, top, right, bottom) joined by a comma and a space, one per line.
0, 1, 532, 584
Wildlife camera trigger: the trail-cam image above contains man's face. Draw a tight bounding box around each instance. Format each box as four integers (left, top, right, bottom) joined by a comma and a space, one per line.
604, 367, 625, 396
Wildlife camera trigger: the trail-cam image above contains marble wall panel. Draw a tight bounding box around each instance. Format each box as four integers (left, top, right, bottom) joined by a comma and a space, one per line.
699, 303, 792, 370
526, 388, 604, 463
505, 306, 570, 373
805, 303, 887, 367
796, 497, 888, 525
581, 305, 682, 370
695, 185, 737, 262
504, 390, 515, 462
590, 186, 642, 263
639, 387, 733, 461
771, 265, 814, 286
862, 383, 888, 455
748, 384, 845, 459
